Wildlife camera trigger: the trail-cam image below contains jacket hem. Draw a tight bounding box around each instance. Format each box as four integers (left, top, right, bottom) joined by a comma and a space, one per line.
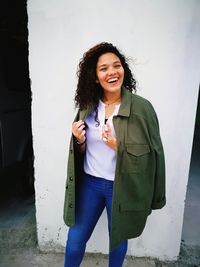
151, 199, 166, 209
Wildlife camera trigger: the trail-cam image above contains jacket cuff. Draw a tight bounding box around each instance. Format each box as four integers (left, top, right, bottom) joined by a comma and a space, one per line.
151, 198, 166, 209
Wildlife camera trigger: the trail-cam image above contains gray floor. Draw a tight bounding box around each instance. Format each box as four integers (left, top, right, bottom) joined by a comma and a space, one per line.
0, 248, 159, 267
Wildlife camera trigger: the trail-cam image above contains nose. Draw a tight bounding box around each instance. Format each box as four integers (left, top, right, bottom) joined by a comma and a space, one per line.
108, 66, 116, 76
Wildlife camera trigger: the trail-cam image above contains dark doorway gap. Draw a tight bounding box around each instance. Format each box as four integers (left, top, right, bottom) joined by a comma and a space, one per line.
0, 0, 34, 195
0, 0, 36, 250
181, 85, 200, 246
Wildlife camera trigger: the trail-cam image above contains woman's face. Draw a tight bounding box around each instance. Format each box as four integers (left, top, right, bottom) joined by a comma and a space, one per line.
96, 52, 124, 95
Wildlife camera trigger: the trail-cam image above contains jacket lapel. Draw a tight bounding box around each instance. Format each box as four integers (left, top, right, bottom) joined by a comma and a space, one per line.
117, 87, 131, 117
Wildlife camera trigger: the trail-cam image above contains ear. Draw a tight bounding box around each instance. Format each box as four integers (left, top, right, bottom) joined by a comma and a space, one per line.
96, 79, 99, 83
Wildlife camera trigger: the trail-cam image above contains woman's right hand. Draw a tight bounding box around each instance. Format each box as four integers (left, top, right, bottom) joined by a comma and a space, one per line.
72, 120, 86, 144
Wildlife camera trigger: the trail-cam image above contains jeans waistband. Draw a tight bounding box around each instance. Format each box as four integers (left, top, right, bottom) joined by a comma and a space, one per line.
83, 172, 114, 184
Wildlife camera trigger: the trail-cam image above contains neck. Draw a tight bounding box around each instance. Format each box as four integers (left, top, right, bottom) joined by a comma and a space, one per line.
102, 91, 121, 104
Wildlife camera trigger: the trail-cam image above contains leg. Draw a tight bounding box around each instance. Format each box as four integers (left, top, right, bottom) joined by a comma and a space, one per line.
108, 241, 128, 267
64, 175, 105, 267
105, 182, 128, 267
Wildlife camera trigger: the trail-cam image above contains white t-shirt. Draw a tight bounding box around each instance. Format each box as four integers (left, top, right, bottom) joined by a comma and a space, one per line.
83, 100, 120, 181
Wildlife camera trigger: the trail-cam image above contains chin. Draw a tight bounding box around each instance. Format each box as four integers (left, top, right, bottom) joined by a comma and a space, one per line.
106, 83, 122, 91
111, 86, 122, 92
105, 88, 120, 93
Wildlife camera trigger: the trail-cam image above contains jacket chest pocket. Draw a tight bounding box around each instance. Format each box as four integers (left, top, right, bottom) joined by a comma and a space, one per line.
122, 144, 150, 173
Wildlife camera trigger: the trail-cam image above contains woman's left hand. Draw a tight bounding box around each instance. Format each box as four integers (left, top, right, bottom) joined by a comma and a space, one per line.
102, 122, 118, 151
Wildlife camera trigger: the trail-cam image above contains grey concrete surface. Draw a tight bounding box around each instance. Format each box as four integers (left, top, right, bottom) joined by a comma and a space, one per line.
0, 194, 37, 250
0, 245, 200, 267
0, 248, 158, 267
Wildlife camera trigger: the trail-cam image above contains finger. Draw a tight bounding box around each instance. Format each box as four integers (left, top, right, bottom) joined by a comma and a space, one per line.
73, 128, 86, 141
73, 120, 85, 128
103, 124, 109, 133
80, 130, 86, 137
102, 132, 107, 139
74, 127, 85, 139
102, 129, 108, 142
102, 131, 108, 142
106, 122, 112, 134
102, 137, 108, 142
102, 125, 108, 137
73, 120, 84, 129
77, 124, 85, 133
106, 122, 111, 130
72, 122, 85, 134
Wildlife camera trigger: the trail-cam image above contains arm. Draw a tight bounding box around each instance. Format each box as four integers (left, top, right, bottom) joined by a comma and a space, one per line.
147, 101, 166, 209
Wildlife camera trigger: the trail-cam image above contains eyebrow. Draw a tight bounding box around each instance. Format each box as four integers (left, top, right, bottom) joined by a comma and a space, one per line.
97, 60, 121, 68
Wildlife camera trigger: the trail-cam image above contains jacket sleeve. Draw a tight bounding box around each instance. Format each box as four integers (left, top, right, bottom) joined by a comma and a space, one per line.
146, 101, 166, 209
63, 109, 81, 226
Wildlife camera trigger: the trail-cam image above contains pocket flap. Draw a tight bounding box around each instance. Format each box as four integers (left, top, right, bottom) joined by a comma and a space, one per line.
119, 202, 146, 211
126, 144, 150, 156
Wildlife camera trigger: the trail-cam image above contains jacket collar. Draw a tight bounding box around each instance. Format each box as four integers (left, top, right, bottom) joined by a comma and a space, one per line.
117, 87, 131, 117
79, 86, 131, 120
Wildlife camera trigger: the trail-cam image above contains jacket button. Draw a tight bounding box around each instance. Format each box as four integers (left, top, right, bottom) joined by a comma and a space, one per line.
69, 203, 73, 208
70, 149, 73, 154
66, 184, 68, 189
69, 176, 73, 181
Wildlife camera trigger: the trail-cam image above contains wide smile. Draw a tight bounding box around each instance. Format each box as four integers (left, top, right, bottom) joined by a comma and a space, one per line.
107, 77, 119, 84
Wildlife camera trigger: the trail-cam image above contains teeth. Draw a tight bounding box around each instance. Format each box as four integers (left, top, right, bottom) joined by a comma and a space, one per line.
108, 78, 118, 83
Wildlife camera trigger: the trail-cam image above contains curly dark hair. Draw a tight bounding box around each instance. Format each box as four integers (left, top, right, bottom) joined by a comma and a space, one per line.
75, 42, 136, 110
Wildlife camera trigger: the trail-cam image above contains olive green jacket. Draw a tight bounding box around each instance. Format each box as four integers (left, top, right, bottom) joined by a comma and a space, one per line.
63, 88, 166, 251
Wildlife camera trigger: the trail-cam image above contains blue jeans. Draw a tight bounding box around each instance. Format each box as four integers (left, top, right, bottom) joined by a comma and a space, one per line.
64, 173, 128, 267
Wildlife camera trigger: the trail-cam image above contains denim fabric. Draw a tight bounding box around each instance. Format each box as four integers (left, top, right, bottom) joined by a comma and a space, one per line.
64, 173, 128, 267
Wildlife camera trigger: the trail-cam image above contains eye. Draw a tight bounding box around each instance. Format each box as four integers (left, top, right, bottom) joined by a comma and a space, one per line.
99, 67, 107, 72
114, 64, 122, 69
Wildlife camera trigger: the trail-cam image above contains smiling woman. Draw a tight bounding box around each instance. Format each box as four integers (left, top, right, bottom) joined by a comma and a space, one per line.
63, 42, 166, 267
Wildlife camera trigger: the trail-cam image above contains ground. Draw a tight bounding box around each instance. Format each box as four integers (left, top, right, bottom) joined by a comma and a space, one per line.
0, 194, 199, 267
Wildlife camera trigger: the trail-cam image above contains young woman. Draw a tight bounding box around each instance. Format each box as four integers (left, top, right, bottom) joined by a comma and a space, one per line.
63, 42, 166, 267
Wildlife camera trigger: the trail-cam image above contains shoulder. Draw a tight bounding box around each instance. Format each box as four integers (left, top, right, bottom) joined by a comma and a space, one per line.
129, 93, 156, 119
131, 93, 150, 106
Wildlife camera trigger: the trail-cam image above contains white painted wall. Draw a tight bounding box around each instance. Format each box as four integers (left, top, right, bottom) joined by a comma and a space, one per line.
28, 0, 200, 261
